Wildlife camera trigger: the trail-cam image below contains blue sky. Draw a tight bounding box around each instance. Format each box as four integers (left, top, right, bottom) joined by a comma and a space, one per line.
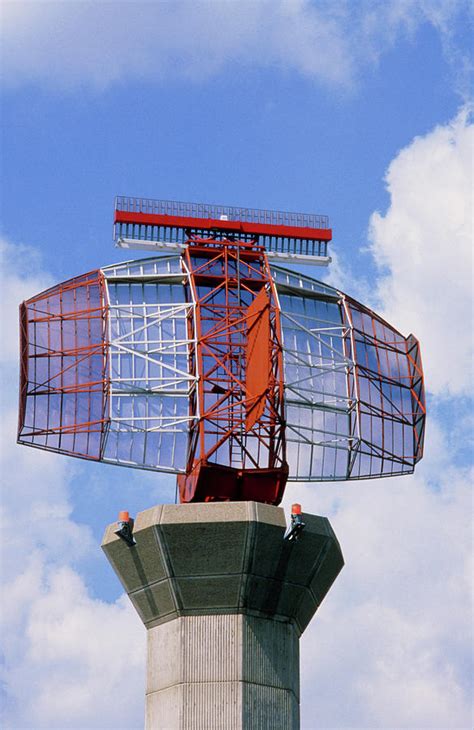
1, 2, 472, 729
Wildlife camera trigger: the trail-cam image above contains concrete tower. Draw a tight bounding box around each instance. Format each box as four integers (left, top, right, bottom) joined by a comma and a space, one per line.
102, 501, 343, 729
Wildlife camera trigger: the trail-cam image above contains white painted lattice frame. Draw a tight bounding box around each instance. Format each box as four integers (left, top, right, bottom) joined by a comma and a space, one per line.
101, 266, 199, 473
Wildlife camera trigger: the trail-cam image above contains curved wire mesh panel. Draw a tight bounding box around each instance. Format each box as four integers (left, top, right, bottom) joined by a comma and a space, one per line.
276, 285, 351, 480
18, 270, 108, 459
342, 297, 425, 478
18, 256, 425, 482
271, 265, 425, 480
18, 256, 196, 473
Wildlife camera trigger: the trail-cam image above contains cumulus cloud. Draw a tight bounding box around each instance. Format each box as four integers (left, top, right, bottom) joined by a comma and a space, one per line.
0, 237, 85, 576
0, 1, 471, 91
2, 558, 145, 729
369, 107, 473, 397
286, 457, 472, 729
282, 108, 473, 728
0, 237, 145, 729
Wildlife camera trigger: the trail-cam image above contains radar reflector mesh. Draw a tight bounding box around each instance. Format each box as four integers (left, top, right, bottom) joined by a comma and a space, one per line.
18, 255, 425, 482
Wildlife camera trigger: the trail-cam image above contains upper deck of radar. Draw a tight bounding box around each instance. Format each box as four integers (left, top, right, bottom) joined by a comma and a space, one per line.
114, 196, 332, 266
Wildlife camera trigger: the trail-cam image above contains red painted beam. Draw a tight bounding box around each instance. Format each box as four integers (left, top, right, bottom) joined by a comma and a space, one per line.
114, 210, 332, 242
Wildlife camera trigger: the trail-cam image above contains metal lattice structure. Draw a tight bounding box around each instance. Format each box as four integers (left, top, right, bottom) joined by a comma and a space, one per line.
177, 238, 287, 503
18, 200, 425, 504
19, 270, 108, 459
272, 266, 425, 480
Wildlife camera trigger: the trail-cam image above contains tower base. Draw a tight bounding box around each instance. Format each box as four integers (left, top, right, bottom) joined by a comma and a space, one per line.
102, 502, 343, 729
147, 614, 298, 728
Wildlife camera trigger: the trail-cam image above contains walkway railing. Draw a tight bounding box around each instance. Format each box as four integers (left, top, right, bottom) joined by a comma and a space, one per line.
115, 196, 329, 230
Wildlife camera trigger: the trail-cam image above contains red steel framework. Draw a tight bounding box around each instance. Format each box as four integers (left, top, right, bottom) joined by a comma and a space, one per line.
18, 271, 109, 460
177, 236, 288, 504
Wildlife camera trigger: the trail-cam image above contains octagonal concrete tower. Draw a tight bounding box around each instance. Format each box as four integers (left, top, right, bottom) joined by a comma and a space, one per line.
102, 502, 343, 729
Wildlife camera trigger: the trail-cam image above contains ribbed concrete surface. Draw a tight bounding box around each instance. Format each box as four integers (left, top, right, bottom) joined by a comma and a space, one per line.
182, 614, 240, 683
146, 614, 299, 729
243, 684, 298, 729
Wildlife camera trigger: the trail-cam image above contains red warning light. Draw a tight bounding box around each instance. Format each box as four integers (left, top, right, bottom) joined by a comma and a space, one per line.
292, 503, 302, 515
118, 511, 130, 523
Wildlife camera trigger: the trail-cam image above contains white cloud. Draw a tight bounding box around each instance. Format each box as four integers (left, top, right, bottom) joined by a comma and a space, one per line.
282, 108, 473, 728
0, 239, 85, 576
369, 107, 473, 397
0, 1, 470, 90
284, 456, 472, 729
2, 559, 145, 729
0, 237, 145, 729
0, 1, 350, 89
0, 239, 81, 569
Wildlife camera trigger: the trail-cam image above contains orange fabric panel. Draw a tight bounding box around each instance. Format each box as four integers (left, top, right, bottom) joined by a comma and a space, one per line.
245, 288, 271, 431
